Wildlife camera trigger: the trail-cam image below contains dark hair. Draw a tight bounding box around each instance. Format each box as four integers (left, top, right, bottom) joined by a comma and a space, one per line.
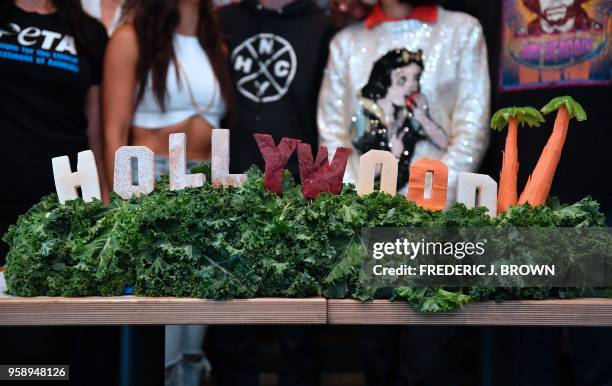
128, 0, 232, 112
0, 0, 100, 54
361, 48, 424, 101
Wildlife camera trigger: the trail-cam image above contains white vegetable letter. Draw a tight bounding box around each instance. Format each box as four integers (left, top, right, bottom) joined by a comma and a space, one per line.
457, 172, 498, 215
114, 146, 154, 199
52, 150, 101, 204
211, 129, 246, 188
356, 150, 398, 196
169, 133, 204, 191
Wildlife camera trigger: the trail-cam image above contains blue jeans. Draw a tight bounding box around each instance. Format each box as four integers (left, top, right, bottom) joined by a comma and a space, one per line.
165, 325, 210, 386
134, 156, 211, 386
132, 156, 205, 183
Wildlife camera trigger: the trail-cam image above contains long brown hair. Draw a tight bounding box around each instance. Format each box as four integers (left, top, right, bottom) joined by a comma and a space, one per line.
127, 0, 232, 111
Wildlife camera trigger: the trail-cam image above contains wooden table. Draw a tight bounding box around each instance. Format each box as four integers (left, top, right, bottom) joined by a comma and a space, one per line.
327, 299, 612, 326
2, 272, 612, 326
0, 272, 326, 325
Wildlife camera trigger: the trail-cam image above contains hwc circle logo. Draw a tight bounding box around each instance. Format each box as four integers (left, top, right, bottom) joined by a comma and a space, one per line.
231, 33, 297, 103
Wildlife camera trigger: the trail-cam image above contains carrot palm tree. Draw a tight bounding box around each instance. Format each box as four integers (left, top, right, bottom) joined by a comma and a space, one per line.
491, 106, 544, 213
518, 96, 587, 206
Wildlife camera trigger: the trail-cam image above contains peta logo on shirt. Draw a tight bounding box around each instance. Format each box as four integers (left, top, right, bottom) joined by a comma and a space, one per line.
0, 23, 80, 73
231, 33, 297, 103
0, 23, 77, 55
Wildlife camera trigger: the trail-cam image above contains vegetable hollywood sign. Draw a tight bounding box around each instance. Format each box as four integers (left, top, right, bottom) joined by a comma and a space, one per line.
51, 96, 584, 216
51, 129, 497, 214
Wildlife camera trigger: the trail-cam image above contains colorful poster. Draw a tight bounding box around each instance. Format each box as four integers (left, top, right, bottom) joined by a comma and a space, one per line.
500, 0, 611, 91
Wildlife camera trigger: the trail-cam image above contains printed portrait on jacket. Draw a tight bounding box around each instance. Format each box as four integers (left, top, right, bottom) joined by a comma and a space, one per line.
500, 0, 610, 90
350, 48, 448, 189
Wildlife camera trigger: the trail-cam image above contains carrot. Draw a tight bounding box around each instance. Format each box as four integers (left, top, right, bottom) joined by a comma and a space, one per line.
498, 117, 519, 213
490, 107, 544, 213
518, 108, 568, 206
518, 96, 587, 207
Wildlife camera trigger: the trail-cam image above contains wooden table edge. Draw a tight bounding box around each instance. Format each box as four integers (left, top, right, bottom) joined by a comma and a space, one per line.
326, 299, 612, 326
2, 297, 612, 326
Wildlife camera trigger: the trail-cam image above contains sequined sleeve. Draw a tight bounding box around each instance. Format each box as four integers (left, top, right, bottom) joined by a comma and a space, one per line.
441, 22, 491, 203
317, 32, 355, 179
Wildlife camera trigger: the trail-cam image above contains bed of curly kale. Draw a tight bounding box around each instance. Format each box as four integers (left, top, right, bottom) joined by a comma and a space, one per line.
3, 166, 610, 312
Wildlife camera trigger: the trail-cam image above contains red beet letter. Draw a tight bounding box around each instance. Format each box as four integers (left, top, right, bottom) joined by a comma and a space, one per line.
297, 144, 350, 199
254, 134, 300, 194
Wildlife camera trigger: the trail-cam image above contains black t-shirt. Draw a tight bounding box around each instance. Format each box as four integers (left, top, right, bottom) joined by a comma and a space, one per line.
0, 5, 107, 263
0, 5, 107, 210
219, 0, 333, 179
468, 0, 611, 211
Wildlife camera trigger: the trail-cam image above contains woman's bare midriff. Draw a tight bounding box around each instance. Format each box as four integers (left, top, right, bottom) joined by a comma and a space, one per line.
130, 115, 213, 161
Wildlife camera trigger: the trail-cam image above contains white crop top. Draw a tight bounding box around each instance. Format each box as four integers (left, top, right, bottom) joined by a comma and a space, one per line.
132, 34, 226, 129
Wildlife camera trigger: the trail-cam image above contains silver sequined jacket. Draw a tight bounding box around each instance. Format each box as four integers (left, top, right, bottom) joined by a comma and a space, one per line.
317, 8, 491, 205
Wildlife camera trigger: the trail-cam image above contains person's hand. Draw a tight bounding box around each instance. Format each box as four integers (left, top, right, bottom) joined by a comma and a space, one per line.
99, 173, 111, 204
409, 93, 429, 121
329, 0, 372, 29
409, 93, 449, 150
101, 190, 110, 205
